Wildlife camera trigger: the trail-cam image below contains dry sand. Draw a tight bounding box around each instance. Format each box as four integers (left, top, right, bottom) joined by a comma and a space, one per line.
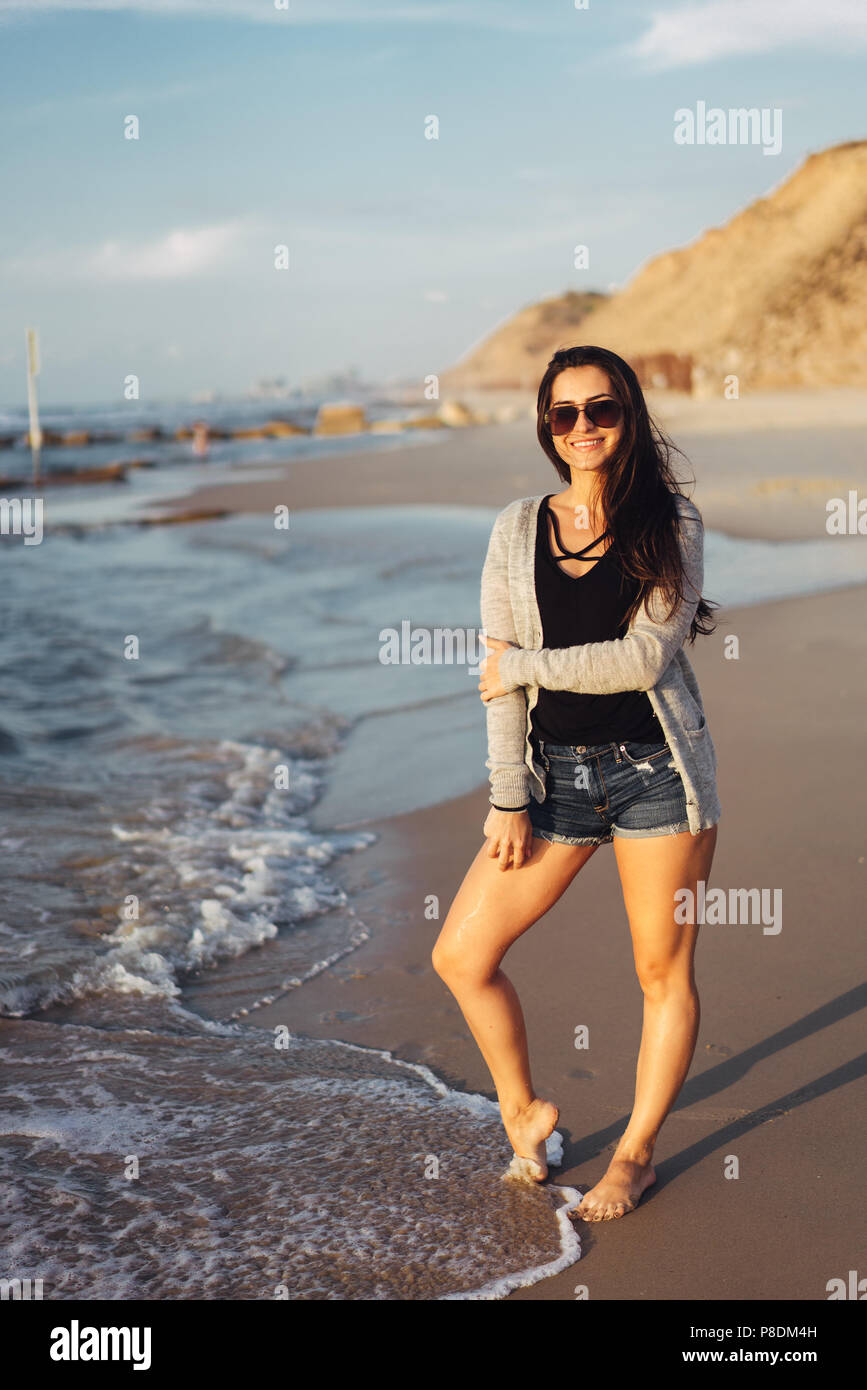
169, 391, 865, 1299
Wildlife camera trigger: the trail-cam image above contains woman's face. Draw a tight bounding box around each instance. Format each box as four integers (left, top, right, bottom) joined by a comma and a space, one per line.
547, 365, 624, 476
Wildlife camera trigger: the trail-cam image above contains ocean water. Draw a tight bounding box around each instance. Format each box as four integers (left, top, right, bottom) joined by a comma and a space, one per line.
0, 392, 446, 526
0, 1005, 580, 1301
1, 497, 865, 1298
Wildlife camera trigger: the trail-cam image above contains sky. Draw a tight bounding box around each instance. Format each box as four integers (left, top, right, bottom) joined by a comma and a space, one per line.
0, 0, 864, 409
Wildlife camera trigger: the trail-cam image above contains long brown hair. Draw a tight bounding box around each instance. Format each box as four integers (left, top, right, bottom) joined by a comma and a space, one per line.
536, 345, 718, 642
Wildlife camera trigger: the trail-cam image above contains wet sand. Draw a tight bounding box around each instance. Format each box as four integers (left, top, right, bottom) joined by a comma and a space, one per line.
248, 582, 866, 1299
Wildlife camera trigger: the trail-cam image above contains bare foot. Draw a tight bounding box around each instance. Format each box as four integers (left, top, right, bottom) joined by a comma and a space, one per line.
502, 1098, 559, 1183
575, 1158, 656, 1220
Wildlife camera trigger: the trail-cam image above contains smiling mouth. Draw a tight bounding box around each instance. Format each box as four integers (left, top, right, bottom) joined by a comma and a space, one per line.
569, 438, 605, 450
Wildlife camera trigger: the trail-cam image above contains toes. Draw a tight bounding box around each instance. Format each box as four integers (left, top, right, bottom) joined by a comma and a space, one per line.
610, 1198, 636, 1219
576, 1180, 642, 1222
579, 1196, 607, 1222
579, 1194, 631, 1220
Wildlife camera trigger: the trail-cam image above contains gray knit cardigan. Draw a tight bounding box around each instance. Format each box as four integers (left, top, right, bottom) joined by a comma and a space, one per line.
481, 492, 721, 834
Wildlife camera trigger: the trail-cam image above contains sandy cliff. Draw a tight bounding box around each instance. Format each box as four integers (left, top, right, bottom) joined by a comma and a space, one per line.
442, 141, 867, 393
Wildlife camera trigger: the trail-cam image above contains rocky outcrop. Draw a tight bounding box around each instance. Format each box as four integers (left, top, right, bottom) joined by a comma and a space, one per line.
314, 403, 367, 435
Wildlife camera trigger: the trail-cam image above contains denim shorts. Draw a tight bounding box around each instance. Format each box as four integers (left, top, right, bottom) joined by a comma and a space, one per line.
529, 738, 691, 847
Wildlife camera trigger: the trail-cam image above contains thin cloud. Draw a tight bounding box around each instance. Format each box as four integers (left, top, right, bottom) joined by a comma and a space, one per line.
630, 0, 867, 69
89, 223, 246, 279
2, 221, 253, 283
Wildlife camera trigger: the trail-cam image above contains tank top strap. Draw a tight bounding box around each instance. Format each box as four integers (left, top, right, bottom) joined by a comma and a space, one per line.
545, 495, 611, 561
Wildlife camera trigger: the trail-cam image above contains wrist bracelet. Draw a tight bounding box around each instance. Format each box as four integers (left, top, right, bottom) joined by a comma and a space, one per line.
491, 802, 530, 813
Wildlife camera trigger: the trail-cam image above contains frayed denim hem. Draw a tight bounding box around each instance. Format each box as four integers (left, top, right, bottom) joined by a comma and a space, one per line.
531, 829, 612, 848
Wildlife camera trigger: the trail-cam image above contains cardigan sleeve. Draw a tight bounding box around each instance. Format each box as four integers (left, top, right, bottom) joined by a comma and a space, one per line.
480, 504, 531, 808
497, 507, 705, 695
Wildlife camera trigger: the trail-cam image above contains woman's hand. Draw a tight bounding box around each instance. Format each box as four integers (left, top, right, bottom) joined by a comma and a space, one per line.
482, 807, 534, 871
478, 635, 517, 702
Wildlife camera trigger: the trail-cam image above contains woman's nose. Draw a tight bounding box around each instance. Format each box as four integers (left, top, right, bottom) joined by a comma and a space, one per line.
569, 408, 595, 435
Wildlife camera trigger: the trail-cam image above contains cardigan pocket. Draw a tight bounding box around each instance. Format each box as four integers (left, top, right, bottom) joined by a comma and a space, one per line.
683, 719, 717, 776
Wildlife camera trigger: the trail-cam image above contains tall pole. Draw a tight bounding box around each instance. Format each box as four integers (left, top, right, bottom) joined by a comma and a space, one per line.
26, 327, 42, 487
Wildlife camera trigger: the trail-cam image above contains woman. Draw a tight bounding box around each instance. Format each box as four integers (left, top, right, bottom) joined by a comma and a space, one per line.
432, 345, 721, 1223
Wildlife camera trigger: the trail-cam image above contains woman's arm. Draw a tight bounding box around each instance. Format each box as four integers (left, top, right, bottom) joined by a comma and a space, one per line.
480, 505, 531, 809
498, 508, 704, 695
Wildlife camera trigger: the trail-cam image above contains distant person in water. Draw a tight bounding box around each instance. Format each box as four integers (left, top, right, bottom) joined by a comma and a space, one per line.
433, 345, 722, 1223
192, 420, 209, 458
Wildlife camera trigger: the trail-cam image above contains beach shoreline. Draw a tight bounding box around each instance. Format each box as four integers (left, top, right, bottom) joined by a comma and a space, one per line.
137, 388, 867, 543
8, 386, 865, 1300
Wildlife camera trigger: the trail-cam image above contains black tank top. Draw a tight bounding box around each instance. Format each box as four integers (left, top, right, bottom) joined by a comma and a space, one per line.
530, 494, 661, 746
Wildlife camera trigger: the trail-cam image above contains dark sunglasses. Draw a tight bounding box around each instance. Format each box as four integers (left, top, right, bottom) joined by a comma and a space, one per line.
544, 399, 623, 435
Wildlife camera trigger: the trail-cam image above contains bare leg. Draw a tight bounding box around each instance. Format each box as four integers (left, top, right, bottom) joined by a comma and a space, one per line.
575, 823, 718, 1220
433, 835, 597, 1179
